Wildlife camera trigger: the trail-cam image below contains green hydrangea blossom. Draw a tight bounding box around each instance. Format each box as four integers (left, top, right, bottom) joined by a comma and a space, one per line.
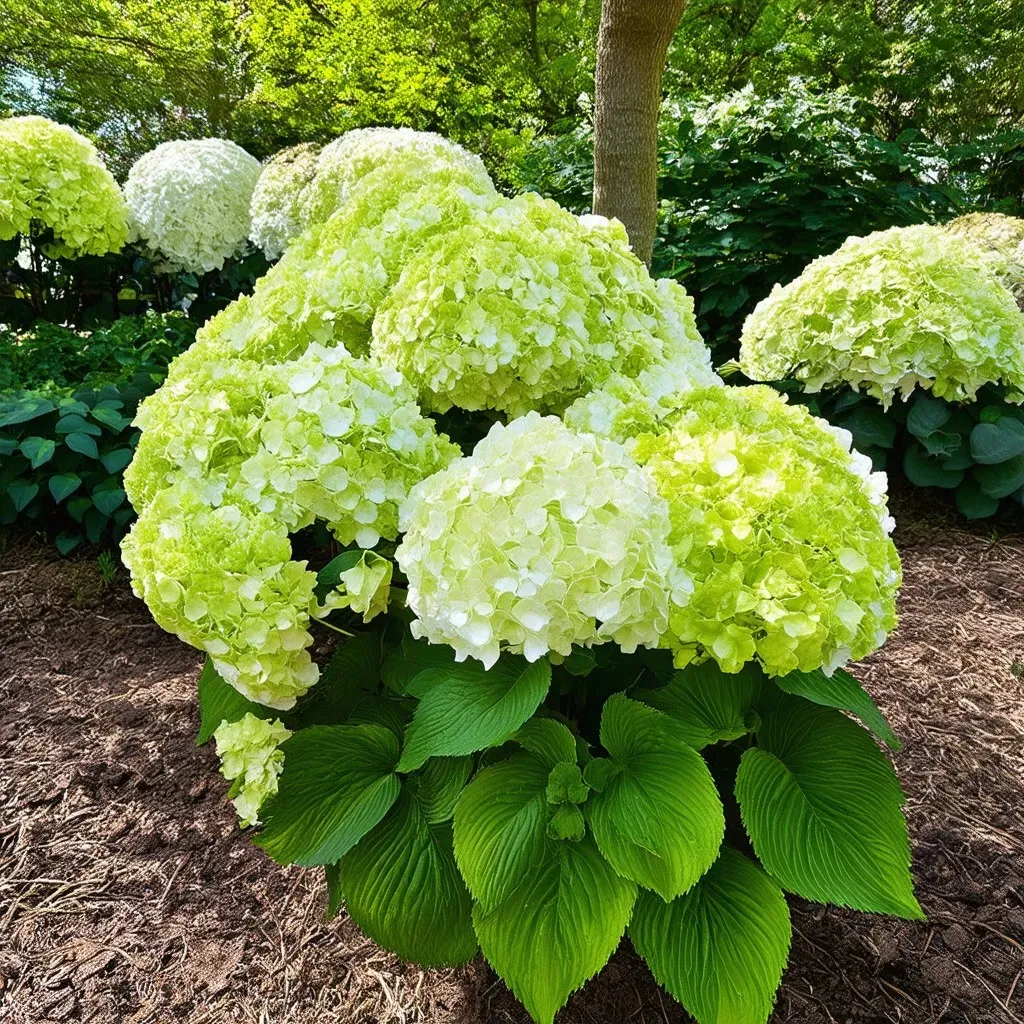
943, 212, 1024, 309
397, 412, 688, 667
214, 713, 291, 826
0, 115, 128, 257
373, 193, 716, 416
249, 143, 321, 260
739, 224, 1024, 405
634, 385, 901, 676
323, 550, 393, 622
298, 126, 493, 230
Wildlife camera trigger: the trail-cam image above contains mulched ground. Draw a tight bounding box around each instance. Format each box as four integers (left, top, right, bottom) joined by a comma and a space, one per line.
1, 494, 1022, 1024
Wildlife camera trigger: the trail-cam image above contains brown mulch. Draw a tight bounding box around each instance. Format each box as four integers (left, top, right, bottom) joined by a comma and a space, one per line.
1, 497, 1022, 1024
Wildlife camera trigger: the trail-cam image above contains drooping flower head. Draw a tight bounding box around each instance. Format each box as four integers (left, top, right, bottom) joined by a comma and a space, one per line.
215, 714, 291, 826
249, 143, 321, 260
739, 224, 1024, 405
634, 384, 901, 677
397, 412, 687, 667
0, 115, 128, 257
943, 212, 1024, 309
124, 138, 261, 273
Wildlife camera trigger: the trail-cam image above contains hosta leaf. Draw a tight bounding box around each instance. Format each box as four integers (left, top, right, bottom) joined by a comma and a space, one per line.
975, 455, 1024, 500
903, 444, 963, 489
414, 755, 473, 824
55, 413, 103, 437
956, 479, 1000, 520
584, 695, 724, 901
92, 485, 126, 515
64, 431, 99, 459
341, 790, 477, 966
772, 667, 899, 750
19, 436, 55, 468
196, 656, 273, 745
970, 417, 1024, 464
290, 631, 380, 727
8, 480, 39, 513
453, 751, 550, 910
735, 694, 921, 918
473, 835, 637, 1024
256, 724, 400, 866
100, 447, 135, 474
630, 847, 791, 1024
381, 634, 455, 694
397, 656, 551, 771
635, 663, 767, 748
48, 472, 82, 503
906, 395, 951, 438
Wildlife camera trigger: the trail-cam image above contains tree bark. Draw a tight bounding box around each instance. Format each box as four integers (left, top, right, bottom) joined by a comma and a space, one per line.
592, 0, 687, 265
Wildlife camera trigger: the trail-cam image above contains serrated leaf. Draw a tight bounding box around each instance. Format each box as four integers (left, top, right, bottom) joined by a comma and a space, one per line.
839, 405, 896, 450
256, 724, 400, 866
196, 656, 273, 745
19, 436, 55, 468
631, 847, 791, 1024
970, 418, 1024, 464
341, 789, 477, 966
772, 667, 900, 750
583, 695, 724, 901
735, 694, 921, 918
48, 473, 82, 503
414, 755, 473, 824
473, 835, 637, 1024
397, 656, 551, 772
513, 717, 578, 768
453, 751, 550, 910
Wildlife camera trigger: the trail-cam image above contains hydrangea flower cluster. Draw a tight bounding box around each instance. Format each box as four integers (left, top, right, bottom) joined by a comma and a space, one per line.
943, 212, 1024, 309
634, 385, 901, 676
249, 143, 321, 260
124, 138, 261, 273
214, 714, 291, 826
0, 115, 128, 257
298, 126, 493, 230
397, 413, 689, 667
739, 224, 1024, 405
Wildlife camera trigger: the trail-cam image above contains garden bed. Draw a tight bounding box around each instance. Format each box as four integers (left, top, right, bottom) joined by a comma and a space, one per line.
1, 495, 1022, 1024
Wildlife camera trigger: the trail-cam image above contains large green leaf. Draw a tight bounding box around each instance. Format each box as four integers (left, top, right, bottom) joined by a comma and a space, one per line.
19, 436, 55, 468
290, 631, 380, 727
583, 695, 724, 900
0, 395, 55, 427
414, 755, 474, 824
64, 431, 100, 459
630, 847, 791, 1024
341, 789, 477, 966
635, 663, 766, 748
453, 751, 550, 910
903, 444, 963, 489
313, 548, 363, 602
514, 717, 579, 768
397, 656, 551, 771
8, 480, 39, 513
48, 472, 82, 503
734, 694, 921, 918
473, 835, 637, 1024
256, 724, 401, 866
381, 633, 456, 694
196, 656, 273, 744
772, 667, 900, 750
970, 417, 1024, 464
975, 455, 1024, 499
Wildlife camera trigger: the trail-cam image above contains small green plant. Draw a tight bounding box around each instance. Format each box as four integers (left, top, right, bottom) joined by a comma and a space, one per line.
96, 549, 119, 585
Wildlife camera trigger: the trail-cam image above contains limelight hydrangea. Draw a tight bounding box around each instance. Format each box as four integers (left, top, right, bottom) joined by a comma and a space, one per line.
739, 224, 1024, 405
214, 714, 291, 826
372, 192, 717, 416
124, 138, 261, 273
249, 143, 321, 260
0, 115, 128, 256
634, 385, 901, 676
943, 212, 1024, 309
397, 413, 688, 667
298, 126, 493, 230
324, 551, 393, 623
121, 485, 321, 708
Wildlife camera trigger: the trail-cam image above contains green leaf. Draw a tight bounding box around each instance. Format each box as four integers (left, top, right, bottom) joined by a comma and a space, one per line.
513, 716, 579, 768
196, 656, 272, 745
0, 395, 55, 427
583, 695, 724, 901
48, 473, 82, 503
290, 631, 380, 727
903, 444, 963, 489
64, 431, 100, 459
839, 405, 896, 450
92, 485, 126, 515
381, 633, 455, 694
413, 755, 473, 824
970, 418, 1024, 464
956, 479, 1000, 520
772, 667, 900, 750
397, 656, 551, 772
975, 455, 1024, 499
90, 406, 131, 431
635, 662, 766, 748
314, 548, 363, 602
341, 789, 477, 966
55, 413, 103, 437
324, 862, 344, 920
453, 751, 550, 910
734, 694, 921, 919
8, 480, 39, 513
473, 835, 637, 1024
19, 436, 55, 468
100, 447, 135, 474
906, 395, 951, 440
631, 847, 791, 1024
256, 724, 401, 866
55, 531, 83, 555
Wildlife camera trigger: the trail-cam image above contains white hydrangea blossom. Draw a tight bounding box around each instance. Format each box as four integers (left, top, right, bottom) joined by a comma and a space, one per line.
249, 143, 321, 260
124, 138, 261, 273
397, 413, 688, 668
214, 714, 291, 826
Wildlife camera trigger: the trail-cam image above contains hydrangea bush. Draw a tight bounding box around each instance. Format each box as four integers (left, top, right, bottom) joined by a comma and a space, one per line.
123, 138, 261, 273
0, 115, 128, 257
943, 212, 1024, 309
124, 129, 921, 1024
249, 143, 321, 260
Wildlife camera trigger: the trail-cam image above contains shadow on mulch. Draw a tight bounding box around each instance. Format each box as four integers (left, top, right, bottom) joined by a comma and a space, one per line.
1, 492, 1022, 1024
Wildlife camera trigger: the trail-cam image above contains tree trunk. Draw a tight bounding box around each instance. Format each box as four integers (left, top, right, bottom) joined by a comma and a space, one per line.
592, 0, 687, 265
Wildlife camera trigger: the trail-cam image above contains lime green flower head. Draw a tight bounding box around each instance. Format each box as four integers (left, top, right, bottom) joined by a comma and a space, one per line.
298, 126, 493, 230
739, 224, 1024, 405
249, 143, 321, 260
634, 384, 901, 677
120, 484, 321, 709
942, 212, 1024, 309
0, 115, 128, 257
397, 412, 687, 667
214, 714, 291, 827
322, 550, 393, 623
